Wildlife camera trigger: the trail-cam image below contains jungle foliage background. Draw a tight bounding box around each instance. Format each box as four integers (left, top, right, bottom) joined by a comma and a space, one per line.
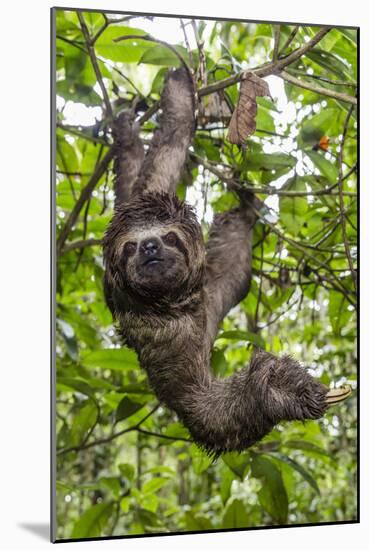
54, 8, 357, 540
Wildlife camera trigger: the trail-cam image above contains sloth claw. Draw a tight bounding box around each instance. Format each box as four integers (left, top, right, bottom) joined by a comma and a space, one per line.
325, 385, 352, 406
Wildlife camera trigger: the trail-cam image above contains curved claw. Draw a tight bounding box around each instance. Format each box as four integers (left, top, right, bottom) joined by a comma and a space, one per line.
325, 385, 352, 406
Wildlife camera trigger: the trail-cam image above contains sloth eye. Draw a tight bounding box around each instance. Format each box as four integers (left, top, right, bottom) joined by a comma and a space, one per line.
124, 242, 137, 257
163, 231, 177, 246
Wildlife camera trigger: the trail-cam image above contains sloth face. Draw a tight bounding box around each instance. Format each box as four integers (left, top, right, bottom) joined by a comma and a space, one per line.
103, 193, 206, 303
120, 226, 191, 293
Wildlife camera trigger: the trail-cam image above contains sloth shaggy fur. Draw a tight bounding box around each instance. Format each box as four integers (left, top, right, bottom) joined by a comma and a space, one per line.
103, 68, 333, 456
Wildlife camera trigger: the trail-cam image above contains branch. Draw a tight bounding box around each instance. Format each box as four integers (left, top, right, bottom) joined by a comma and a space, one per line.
56, 405, 191, 455
338, 105, 357, 292
56, 146, 115, 255
272, 25, 281, 62
77, 11, 113, 119
192, 153, 356, 197
280, 70, 357, 105
61, 238, 102, 255
198, 27, 332, 98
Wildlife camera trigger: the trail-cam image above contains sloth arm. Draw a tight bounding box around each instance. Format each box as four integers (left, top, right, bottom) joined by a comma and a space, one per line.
133, 67, 196, 196
205, 205, 256, 343
112, 111, 145, 206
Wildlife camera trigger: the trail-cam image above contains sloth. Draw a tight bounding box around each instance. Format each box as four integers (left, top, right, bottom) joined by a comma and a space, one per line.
103, 68, 350, 456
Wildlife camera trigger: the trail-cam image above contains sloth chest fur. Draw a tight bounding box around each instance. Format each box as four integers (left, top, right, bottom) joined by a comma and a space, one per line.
120, 310, 206, 361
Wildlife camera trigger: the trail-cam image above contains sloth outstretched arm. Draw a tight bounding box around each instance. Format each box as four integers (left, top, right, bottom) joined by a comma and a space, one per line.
104, 67, 350, 456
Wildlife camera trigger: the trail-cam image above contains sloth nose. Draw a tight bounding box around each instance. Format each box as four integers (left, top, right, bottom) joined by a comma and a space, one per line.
141, 237, 161, 256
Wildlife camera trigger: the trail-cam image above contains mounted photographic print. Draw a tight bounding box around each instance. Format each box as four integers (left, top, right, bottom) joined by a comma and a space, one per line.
51, 7, 358, 543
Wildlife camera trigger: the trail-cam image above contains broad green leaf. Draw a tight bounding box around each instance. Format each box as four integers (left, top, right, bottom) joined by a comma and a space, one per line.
184, 511, 213, 531
142, 477, 169, 494
222, 498, 249, 528
71, 502, 114, 538
190, 444, 213, 474
99, 476, 121, 498
305, 150, 339, 184
244, 152, 296, 172
115, 396, 145, 422
279, 179, 309, 236
94, 26, 152, 63
328, 291, 352, 336
210, 348, 228, 376
251, 454, 288, 524
222, 452, 250, 479
283, 439, 330, 457
69, 398, 98, 446
272, 453, 320, 495
81, 348, 139, 370
217, 330, 265, 348
139, 44, 197, 67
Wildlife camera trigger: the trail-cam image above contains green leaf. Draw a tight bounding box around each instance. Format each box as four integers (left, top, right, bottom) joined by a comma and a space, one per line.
272, 453, 320, 495
99, 476, 121, 498
139, 44, 196, 67
81, 348, 139, 370
283, 440, 330, 457
69, 398, 98, 446
305, 150, 339, 184
210, 349, 228, 376
217, 330, 265, 348
56, 79, 102, 106
244, 152, 296, 172
115, 396, 145, 422
222, 452, 250, 479
328, 291, 352, 336
190, 444, 213, 474
184, 511, 213, 531
142, 477, 169, 494
94, 26, 152, 63
251, 454, 288, 524
71, 502, 114, 538
222, 498, 249, 528
279, 179, 309, 236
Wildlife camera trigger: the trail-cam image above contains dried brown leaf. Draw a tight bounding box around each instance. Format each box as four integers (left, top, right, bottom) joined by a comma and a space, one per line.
227, 72, 271, 145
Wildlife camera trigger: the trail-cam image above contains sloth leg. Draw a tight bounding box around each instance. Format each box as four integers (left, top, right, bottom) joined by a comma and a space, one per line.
133, 67, 196, 196
205, 201, 257, 342
112, 111, 144, 206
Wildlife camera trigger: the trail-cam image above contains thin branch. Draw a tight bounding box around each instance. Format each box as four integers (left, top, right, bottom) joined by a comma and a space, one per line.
56, 146, 115, 255
192, 153, 356, 197
180, 19, 194, 69
338, 105, 357, 292
280, 70, 357, 105
56, 404, 190, 456
198, 27, 332, 98
62, 238, 102, 255
278, 25, 299, 57
77, 11, 113, 119
272, 25, 281, 62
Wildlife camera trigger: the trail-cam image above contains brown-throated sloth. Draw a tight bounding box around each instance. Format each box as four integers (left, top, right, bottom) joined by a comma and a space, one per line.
103, 68, 350, 456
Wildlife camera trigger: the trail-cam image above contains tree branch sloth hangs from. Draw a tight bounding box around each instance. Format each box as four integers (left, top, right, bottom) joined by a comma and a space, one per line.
103, 68, 350, 457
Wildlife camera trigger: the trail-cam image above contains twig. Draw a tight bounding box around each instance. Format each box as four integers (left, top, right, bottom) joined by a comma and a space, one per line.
278, 25, 299, 57
191, 19, 207, 87
272, 25, 281, 62
56, 146, 115, 255
56, 404, 191, 455
338, 105, 357, 292
77, 12, 113, 119
61, 238, 102, 255
180, 19, 194, 69
280, 70, 357, 105
198, 27, 332, 98
192, 153, 356, 197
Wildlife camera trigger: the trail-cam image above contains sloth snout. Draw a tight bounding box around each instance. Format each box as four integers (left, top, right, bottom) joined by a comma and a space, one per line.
141, 237, 161, 256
